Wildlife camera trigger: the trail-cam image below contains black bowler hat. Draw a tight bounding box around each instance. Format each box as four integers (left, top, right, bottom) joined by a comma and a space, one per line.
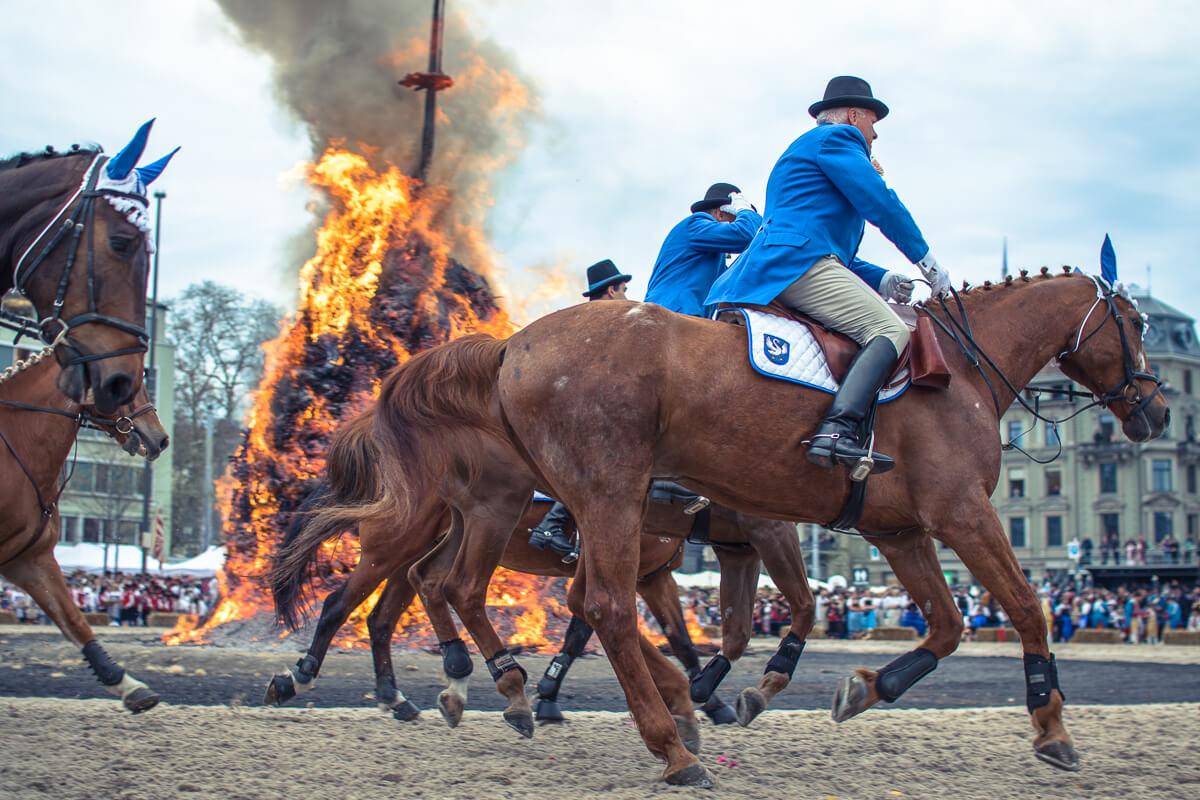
690, 182, 741, 214
582, 259, 632, 297
808, 76, 889, 120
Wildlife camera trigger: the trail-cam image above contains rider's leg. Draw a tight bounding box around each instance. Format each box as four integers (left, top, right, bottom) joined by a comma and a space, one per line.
648, 480, 710, 515
775, 256, 909, 472
529, 501, 578, 560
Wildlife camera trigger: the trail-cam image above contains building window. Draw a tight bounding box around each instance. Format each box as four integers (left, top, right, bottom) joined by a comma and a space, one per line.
1046, 470, 1062, 496
1099, 462, 1118, 494
1189, 514, 1198, 538
1186, 370, 1193, 395
1008, 468, 1025, 498
1101, 513, 1120, 540
1189, 464, 1197, 495
1152, 459, 1173, 492
1010, 517, 1026, 548
1006, 420, 1023, 443
1044, 421, 1060, 447
1046, 516, 1063, 547
1098, 413, 1116, 441
82, 518, 103, 543
59, 516, 79, 544
1153, 511, 1174, 543
1188, 415, 1197, 442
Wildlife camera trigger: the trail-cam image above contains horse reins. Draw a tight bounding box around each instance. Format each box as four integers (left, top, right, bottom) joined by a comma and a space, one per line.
5, 152, 150, 363
923, 275, 1162, 463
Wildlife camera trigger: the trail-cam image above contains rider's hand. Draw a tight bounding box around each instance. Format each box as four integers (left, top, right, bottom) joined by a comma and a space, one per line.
917, 252, 952, 297
880, 271, 914, 304
720, 192, 754, 216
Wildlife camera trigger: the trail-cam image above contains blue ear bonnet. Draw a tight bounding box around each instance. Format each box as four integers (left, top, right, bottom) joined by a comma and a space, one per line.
1100, 234, 1117, 285
104, 119, 179, 190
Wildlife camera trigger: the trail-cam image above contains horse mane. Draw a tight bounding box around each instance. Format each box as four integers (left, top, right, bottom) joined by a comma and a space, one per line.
919, 265, 1082, 314
0, 145, 100, 174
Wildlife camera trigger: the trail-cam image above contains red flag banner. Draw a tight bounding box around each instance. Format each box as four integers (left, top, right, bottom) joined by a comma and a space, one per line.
151, 507, 165, 562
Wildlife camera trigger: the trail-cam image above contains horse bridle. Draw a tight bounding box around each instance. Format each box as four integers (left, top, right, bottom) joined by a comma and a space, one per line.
927, 275, 1162, 445
3, 152, 150, 365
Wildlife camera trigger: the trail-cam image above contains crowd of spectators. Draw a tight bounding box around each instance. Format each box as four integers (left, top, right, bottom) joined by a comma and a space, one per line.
672, 576, 1199, 645
0, 570, 218, 626
1092, 534, 1196, 566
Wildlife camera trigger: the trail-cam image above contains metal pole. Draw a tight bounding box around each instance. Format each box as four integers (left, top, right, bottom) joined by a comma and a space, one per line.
140, 191, 165, 572
810, 524, 821, 581
417, 0, 447, 182
202, 416, 214, 551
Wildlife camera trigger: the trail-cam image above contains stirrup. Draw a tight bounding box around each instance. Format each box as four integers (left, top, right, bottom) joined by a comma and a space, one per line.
836, 432, 895, 479
683, 496, 710, 515
561, 549, 579, 565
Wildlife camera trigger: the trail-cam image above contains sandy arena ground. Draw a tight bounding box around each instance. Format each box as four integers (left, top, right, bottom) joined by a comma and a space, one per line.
0, 630, 1198, 799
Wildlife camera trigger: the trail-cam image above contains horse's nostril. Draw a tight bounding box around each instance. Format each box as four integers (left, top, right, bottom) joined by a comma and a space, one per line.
158, 434, 170, 452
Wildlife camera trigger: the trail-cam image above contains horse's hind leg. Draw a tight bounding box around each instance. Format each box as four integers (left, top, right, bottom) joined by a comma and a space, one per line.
366, 568, 421, 721
639, 568, 736, 726
733, 517, 815, 726
407, 515, 480, 730
831, 528, 962, 722
3, 547, 158, 713
947, 514, 1079, 771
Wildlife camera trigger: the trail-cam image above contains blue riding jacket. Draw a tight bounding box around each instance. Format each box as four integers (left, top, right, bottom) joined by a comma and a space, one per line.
705, 123, 929, 308
644, 208, 762, 317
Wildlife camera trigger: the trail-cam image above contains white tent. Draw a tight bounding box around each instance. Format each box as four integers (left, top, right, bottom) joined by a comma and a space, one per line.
162, 546, 226, 577
54, 543, 166, 573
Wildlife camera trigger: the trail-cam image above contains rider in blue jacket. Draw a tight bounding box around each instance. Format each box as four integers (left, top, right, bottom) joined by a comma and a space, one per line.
706, 76, 952, 474
645, 183, 762, 318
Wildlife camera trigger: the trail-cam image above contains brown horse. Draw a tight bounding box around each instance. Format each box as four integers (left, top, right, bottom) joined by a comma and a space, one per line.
369, 270, 1167, 785
0, 352, 169, 711
0, 125, 175, 413
269, 409, 810, 738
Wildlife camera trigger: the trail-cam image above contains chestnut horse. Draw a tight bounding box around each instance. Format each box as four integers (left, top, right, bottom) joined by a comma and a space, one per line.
0, 123, 175, 413
268, 409, 811, 739
369, 270, 1167, 785
0, 352, 169, 712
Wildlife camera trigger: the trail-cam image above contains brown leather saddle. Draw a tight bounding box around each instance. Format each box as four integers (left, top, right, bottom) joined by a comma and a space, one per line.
716, 301, 951, 390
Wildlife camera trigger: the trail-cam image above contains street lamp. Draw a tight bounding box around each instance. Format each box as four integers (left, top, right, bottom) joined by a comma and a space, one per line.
140, 191, 165, 573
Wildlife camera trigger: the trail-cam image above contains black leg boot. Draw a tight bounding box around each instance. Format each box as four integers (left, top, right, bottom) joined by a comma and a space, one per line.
648, 480, 710, 515
805, 336, 899, 475
529, 502, 578, 560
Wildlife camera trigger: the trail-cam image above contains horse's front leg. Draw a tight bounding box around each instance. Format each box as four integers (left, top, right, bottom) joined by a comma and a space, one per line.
571, 508, 713, 787
533, 614, 594, 724
831, 528, 962, 722
3, 547, 158, 713
948, 512, 1079, 771
730, 517, 815, 726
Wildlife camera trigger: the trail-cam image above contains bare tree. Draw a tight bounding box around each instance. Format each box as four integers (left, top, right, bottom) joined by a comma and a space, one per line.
169, 282, 281, 555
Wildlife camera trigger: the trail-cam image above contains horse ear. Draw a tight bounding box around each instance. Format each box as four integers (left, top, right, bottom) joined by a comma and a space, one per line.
105, 119, 156, 180
1100, 234, 1118, 285
135, 147, 180, 186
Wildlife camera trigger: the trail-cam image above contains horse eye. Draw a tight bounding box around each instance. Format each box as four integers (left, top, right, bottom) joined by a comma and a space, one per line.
109, 235, 136, 256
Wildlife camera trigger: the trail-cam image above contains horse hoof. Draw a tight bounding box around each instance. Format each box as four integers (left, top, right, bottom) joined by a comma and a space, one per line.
664, 762, 715, 788
123, 687, 159, 714
264, 674, 295, 706
1035, 741, 1081, 772
674, 715, 702, 755
734, 688, 766, 727
503, 709, 535, 739
831, 673, 869, 723
702, 698, 738, 726
534, 698, 565, 724
391, 699, 421, 722
437, 692, 465, 728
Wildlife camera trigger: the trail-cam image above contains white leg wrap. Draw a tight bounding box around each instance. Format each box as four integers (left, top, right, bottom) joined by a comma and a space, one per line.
105, 673, 149, 700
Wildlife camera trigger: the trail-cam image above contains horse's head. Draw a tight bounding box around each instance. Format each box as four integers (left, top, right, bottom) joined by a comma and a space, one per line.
1055, 277, 1169, 442
100, 384, 170, 462
3, 121, 177, 415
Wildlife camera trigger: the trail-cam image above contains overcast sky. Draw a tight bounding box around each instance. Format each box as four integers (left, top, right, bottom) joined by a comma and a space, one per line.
4, 1, 1198, 324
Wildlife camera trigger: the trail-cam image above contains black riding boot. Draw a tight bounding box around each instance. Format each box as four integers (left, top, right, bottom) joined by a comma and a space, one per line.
529, 502, 579, 563
648, 480, 710, 515
805, 336, 899, 475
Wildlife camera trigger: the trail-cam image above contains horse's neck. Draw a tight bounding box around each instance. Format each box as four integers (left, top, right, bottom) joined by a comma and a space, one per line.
939, 277, 1094, 409
0, 156, 86, 286
0, 361, 81, 483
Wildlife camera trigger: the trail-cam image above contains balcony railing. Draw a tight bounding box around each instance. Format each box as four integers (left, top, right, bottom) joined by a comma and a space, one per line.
1076, 439, 1135, 465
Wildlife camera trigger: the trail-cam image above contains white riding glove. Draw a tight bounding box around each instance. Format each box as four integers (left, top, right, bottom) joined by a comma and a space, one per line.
880, 271, 914, 304
720, 192, 754, 216
917, 252, 952, 297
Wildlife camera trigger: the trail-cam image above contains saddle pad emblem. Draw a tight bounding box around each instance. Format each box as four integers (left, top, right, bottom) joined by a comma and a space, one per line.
726, 307, 909, 403
763, 333, 790, 365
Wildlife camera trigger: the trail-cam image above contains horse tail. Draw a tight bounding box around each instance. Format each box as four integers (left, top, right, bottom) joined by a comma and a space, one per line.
270, 412, 394, 631
374, 333, 509, 518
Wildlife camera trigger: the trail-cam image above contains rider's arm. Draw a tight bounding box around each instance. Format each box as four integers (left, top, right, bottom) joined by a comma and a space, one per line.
684, 209, 763, 252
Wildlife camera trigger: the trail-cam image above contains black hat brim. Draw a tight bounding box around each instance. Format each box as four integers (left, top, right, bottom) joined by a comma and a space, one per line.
808, 96, 889, 120
582, 273, 632, 297
690, 199, 727, 214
